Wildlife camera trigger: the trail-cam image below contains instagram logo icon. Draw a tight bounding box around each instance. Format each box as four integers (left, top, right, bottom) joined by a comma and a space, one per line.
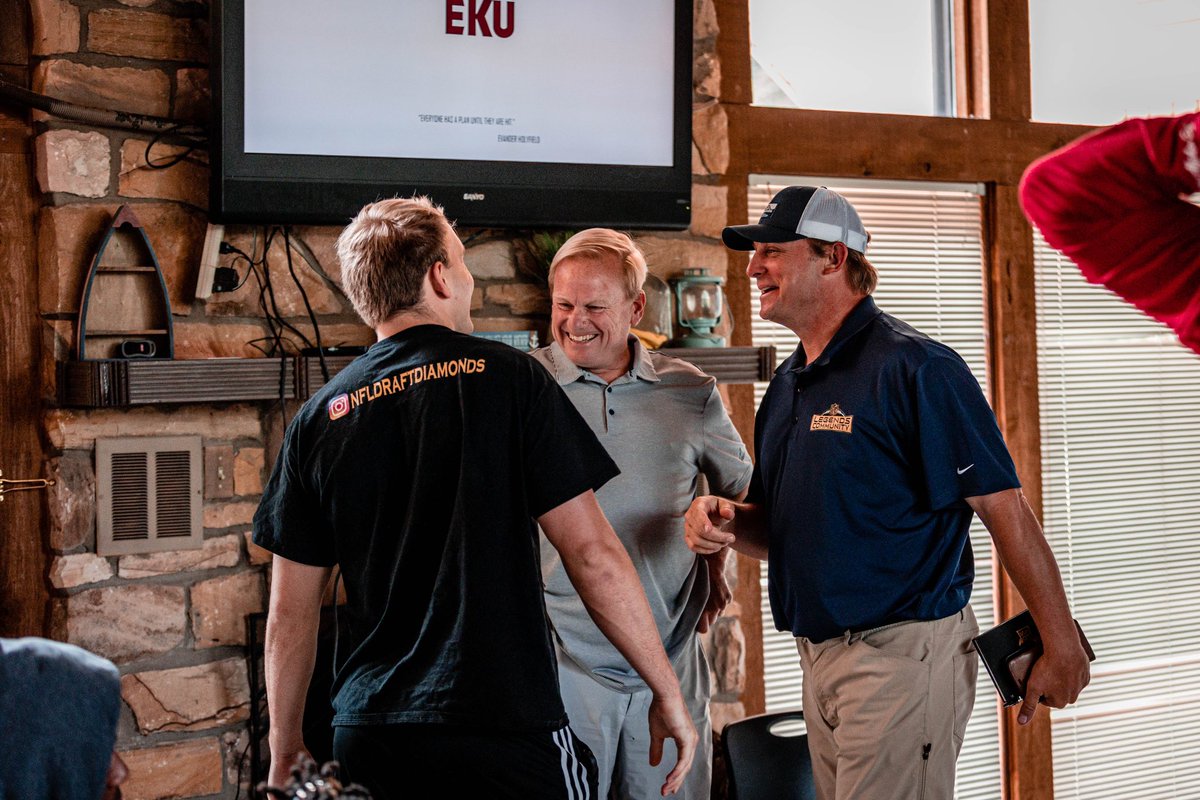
328, 393, 350, 421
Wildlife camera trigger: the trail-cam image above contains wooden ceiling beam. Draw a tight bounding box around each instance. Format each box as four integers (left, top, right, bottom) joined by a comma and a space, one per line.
731, 105, 1091, 186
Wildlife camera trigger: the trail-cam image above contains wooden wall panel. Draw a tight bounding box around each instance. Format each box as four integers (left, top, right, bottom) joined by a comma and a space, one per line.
0, 0, 49, 637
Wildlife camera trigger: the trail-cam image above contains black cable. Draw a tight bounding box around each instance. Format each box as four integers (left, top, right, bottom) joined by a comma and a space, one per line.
232, 256, 256, 291
244, 260, 286, 356
219, 228, 323, 423
288, 233, 345, 298
284, 228, 329, 382
259, 228, 315, 352
143, 125, 208, 170
254, 227, 304, 425
238, 228, 312, 355
0, 75, 205, 145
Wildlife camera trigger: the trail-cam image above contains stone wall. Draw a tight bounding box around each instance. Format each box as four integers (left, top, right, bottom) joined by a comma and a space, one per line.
29, 0, 746, 797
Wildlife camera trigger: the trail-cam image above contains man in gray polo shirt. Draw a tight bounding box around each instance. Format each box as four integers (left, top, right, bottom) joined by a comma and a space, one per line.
533, 229, 752, 799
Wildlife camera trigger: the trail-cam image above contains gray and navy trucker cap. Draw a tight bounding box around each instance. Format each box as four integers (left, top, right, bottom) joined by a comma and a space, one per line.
722, 186, 869, 254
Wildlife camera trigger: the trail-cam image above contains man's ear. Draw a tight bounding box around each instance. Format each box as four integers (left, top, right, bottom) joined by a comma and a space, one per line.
821, 242, 849, 275
428, 260, 452, 298
630, 290, 647, 327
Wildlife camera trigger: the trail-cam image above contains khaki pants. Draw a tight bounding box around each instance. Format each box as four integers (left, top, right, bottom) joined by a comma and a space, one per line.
797, 607, 979, 800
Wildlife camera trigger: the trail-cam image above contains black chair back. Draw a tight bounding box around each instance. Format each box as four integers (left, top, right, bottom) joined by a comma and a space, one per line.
722, 710, 816, 800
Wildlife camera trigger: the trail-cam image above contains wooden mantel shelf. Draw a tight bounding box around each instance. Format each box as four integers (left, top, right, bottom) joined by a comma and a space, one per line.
57, 346, 777, 408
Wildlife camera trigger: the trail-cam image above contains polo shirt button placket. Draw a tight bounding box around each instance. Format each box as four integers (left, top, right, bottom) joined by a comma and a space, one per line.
602, 383, 617, 432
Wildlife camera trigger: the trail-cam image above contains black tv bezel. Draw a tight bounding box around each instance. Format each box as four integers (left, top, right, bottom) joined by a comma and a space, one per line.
210, 0, 693, 229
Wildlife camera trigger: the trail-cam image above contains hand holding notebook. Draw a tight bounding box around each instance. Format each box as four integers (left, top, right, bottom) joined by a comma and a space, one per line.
972, 610, 1095, 713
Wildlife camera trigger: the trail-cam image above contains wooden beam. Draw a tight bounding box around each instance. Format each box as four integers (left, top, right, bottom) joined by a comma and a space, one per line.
734, 548, 765, 717
983, 183, 1054, 800
721, 170, 767, 716
953, 0, 987, 118
0, 0, 49, 638
713, 0, 752, 106
0, 0, 27, 67
983, 0, 1032, 121
709, 0, 762, 717
734, 105, 1090, 185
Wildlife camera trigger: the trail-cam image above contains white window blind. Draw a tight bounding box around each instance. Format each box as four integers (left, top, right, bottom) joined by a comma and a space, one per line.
746, 179, 1001, 799
1035, 235, 1200, 800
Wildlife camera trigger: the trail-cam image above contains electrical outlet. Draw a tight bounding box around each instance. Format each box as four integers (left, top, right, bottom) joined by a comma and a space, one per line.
212, 267, 239, 293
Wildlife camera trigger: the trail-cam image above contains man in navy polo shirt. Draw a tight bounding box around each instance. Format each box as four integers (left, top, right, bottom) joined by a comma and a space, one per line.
685, 186, 1091, 799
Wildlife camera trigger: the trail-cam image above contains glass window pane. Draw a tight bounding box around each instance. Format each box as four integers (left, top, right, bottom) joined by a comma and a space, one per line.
749, 0, 950, 115
1035, 230, 1200, 800
1030, 0, 1200, 125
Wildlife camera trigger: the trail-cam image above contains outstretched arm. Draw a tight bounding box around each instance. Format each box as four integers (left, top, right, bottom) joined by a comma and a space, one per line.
1020, 112, 1200, 354
540, 491, 697, 797
696, 488, 750, 633
264, 555, 333, 788
968, 488, 1091, 725
684, 496, 769, 561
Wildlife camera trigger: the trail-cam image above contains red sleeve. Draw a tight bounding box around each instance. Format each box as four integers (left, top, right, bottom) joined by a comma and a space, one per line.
1020, 113, 1200, 354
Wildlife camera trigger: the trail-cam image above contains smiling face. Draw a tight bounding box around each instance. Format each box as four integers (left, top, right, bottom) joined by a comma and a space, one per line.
551, 254, 645, 383
745, 238, 827, 335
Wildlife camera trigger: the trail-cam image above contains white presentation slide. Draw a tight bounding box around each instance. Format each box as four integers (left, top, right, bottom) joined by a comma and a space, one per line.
243, 0, 676, 166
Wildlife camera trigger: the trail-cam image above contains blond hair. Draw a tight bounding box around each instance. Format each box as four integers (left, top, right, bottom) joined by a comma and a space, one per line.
548, 229, 648, 299
335, 197, 450, 327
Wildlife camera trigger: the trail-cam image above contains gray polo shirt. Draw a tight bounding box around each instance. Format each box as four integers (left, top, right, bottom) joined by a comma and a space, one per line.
533, 338, 752, 691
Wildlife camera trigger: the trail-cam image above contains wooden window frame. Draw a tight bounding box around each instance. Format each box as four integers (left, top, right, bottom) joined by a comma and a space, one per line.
713, 2, 1093, 797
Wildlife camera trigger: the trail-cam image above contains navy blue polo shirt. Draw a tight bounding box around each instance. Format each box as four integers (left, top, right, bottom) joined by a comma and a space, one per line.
748, 296, 1019, 642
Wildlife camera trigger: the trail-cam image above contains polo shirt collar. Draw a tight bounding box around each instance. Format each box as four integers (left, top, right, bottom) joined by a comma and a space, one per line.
787, 295, 881, 373
544, 335, 661, 385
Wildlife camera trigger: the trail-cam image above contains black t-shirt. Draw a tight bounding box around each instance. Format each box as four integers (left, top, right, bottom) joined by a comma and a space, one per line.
253, 325, 619, 730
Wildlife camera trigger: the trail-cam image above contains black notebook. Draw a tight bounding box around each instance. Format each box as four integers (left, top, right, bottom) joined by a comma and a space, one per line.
972, 610, 1095, 707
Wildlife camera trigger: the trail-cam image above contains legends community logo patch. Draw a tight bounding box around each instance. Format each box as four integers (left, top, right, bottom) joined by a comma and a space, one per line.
811, 403, 853, 434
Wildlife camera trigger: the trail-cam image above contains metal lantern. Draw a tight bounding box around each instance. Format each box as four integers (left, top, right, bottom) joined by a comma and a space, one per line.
668, 267, 725, 347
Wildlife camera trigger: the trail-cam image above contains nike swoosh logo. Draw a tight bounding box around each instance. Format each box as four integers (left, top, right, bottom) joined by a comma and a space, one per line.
957, 464, 975, 475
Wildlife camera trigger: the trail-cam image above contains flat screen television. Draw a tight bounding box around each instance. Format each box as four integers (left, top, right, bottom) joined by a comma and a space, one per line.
210, 0, 693, 229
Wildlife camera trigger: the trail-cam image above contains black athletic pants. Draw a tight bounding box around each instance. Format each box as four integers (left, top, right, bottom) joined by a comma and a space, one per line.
333, 723, 599, 799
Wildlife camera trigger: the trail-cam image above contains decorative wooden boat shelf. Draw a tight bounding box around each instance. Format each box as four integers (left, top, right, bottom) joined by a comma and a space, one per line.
75, 205, 174, 361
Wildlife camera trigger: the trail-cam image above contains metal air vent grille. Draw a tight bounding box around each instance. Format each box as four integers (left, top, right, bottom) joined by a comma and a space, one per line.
97, 437, 203, 555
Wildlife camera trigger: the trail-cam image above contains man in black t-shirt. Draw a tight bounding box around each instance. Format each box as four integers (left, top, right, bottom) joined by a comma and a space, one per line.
253, 197, 697, 800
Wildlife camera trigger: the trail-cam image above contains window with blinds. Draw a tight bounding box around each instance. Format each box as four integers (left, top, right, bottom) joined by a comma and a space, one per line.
746, 178, 1002, 799
1034, 236, 1200, 800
